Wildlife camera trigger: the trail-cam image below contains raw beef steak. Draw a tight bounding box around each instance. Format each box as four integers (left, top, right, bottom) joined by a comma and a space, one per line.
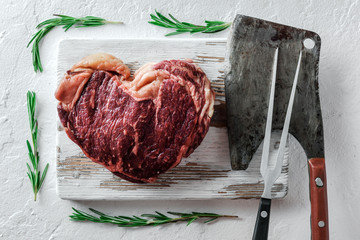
56, 53, 215, 183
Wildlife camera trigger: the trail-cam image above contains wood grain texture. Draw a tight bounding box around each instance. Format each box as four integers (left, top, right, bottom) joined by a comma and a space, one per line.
56, 39, 289, 200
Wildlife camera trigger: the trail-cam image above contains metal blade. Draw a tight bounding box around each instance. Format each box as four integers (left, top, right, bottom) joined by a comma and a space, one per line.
288, 50, 324, 159
225, 15, 324, 170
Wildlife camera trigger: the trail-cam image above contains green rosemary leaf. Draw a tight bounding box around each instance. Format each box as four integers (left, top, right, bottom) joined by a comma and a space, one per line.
204, 217, 218, 223
191, 212, 203, 215
175, 28, 193, 32
39, 163, 49, 189
26, 162, 33, 175
132, 216, 146, 221
63, 23, 75, 31
155, 10, 175, 26
205, 20, 226, 26
150, 14, 160, 21
83, 16, 104, 21
187, 217, 197, 226
203, 22, 232, 33
36, 18, 58, 29
36, 170, 41, 188
141, 214, 159, 218
33, 121, 38, 137
165, 31, 184, 37
167, 211, 185, 216
89, 208, 107, 216
190, 28, 205, 34
26, 172, 31, 182
180, 22, 202, 28
26, 141, 35, 165
53, 14, 71, 18
72, 208, 99, 221
82, 20, 105, 25
28, 14, 123, 72
155, 211, 167, 218
113, 215, 131, 220
203, 25, 226, 31
168, 14, 182, 25
148, 16, 175, 28
27, 30, 42, 47
75, 23, 105, 28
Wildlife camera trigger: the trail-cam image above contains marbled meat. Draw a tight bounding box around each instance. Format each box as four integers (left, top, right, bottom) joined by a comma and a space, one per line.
55, 53, 215, 183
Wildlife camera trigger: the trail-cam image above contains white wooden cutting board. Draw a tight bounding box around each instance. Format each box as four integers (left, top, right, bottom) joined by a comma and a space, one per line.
56, 39, 289, 200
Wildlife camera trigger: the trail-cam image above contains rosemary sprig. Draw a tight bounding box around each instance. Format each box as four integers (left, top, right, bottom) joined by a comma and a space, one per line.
70, 208, 238, 227
26, 91, 49, 201
27, 14, 123, 72
148, 10, 232, 36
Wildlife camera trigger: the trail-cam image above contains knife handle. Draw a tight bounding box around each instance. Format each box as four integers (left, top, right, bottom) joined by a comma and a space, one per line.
252, 198, 271, 240
308, 158, 329, 240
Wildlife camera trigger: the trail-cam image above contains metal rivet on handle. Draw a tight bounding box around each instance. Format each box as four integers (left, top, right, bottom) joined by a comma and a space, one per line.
261, 211, 268, 218
318, 221, 325, 228
315, 177, 323, 187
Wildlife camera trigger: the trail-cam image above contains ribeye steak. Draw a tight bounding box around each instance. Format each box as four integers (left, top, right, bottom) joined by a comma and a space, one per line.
56, 53, 215, 183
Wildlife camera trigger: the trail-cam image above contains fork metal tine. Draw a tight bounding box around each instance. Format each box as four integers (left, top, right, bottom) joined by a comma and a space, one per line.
260, 48, 278, 177
272, 51, 302, 177
261, 50, 302, 199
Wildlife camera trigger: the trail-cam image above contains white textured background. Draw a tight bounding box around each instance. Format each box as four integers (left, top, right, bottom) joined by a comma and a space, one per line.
1, 0, 359, 239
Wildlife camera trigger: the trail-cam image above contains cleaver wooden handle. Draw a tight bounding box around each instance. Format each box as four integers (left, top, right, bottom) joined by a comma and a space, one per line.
308, 158, 329, 240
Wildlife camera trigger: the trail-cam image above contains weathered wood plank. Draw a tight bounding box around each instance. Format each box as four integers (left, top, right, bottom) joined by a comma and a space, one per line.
56, 39, 288, 200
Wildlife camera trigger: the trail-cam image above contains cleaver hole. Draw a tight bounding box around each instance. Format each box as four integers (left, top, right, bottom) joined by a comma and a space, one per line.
303, 38, 315, 49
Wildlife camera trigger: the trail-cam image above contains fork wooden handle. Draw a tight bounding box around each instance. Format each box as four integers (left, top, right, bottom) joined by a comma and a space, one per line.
309, 158, 329, 240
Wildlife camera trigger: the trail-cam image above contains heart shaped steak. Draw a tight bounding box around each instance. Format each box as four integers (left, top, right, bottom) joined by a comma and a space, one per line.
56, 53, 215, 183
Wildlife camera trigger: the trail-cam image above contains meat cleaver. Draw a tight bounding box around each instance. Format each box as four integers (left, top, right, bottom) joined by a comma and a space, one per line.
225, 15, 328, 239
